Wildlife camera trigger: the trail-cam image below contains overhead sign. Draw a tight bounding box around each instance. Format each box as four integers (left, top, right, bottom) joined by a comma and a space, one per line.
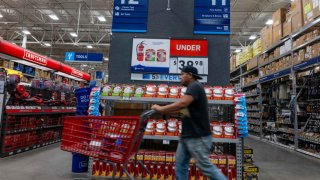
194, 0, 231, 35
23, 50, 47, 66
131, 38, 170, 73
112, 0, 149, 33
65, 52, 103, 63
131, 38, 209, 82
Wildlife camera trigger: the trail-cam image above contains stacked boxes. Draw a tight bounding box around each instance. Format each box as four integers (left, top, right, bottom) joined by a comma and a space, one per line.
259, 56, 291, 77
247, 56, 258, 70
291, 0, 304, 33
272, 8, 286, 43
92, 151, 237, 180
252, 39, 262, 57
293, 42, 320, 65
302, 0, 320, 25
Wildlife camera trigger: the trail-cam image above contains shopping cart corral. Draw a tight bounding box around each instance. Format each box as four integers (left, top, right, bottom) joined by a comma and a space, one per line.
61, 110, 156, 180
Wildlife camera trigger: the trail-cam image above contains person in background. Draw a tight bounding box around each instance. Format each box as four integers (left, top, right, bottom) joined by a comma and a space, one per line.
151, 66, 227, 180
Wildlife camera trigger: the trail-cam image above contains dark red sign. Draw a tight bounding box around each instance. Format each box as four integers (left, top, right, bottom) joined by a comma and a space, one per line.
170, 39, 208, 57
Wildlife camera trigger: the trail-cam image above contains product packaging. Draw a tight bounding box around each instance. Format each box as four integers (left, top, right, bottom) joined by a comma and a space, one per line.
166, 118, 178, 136
180, 86, 187, 97
212, 86, 224, 100
122, 85, 135, 97
168, 86, 180, 98
204, 86, 213, 99
134, 85, 145, 97
155, 119, 167, 135
157, 84, 169, 98
224, 86, 235, 100
145, 84, 157, 98
101, 84, 114, 96
145, 119, 156, 135
112, 84, 123, 96
211, 122, 223, 138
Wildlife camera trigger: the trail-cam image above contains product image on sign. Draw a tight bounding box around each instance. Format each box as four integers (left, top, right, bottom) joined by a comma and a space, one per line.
131, 38, 170, 73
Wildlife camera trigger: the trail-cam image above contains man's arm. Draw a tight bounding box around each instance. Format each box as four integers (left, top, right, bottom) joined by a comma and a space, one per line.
151, 95, 194, 113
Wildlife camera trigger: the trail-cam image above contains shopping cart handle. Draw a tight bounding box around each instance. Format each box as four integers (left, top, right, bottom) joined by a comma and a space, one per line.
140, 110, 156, 119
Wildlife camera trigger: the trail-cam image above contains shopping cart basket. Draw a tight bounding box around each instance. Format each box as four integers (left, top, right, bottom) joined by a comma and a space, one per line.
61, 110, 156, 179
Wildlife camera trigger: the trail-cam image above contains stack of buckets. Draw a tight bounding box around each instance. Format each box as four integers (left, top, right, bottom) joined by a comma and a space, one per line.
72, 87, 91, 173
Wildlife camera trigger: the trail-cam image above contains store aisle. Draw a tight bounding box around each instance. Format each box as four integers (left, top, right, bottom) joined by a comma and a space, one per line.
0, 143, 87, 180
245, 137, 320, 180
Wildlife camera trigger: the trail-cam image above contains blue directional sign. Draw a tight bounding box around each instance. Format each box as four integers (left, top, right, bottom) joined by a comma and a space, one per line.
194, 0, 230, 35
65, 52, 103, 63
112, 0, 148, 33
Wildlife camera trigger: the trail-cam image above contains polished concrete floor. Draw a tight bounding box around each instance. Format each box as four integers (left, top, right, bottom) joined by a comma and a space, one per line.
0, 138, 320, 180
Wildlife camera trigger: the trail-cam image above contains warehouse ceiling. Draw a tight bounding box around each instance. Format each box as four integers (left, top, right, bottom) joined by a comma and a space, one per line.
0, 0, 292, 62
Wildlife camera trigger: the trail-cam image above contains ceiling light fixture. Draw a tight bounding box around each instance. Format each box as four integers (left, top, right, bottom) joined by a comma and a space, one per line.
104, 57, 109, 61
265, 19, 273, 25
235, 49, 241, 53
70, 32, 78, 37
49, 14, 59, 20
44, 43, 51, 47
87, 45, 93, 49
0, 14, 3, 18
249, 35, 257, 40
97, 16, 106, 22
22, 30, 31, 35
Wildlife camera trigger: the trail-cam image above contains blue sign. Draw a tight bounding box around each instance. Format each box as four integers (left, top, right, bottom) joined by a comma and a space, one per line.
194, 0, 231, 35
293, 56, 319, 71
95, 71, 104, 80
259, 68, 291, 83
112, 0, 148, 33
65, 52, 103, 63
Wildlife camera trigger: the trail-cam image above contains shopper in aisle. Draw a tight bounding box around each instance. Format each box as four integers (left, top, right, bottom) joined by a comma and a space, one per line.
151, 66, 227, 180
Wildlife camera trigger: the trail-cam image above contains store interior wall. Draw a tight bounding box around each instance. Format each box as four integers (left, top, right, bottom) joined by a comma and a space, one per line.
108, 0, 230, 85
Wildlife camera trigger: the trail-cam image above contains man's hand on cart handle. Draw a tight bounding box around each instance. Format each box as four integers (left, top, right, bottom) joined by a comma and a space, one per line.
151, 95, 194, 114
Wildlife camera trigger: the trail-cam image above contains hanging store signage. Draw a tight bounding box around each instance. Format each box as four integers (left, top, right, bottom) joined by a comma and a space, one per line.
131, 38, 171, 73
112, 0, 149, 33
194, 0, 231, 35
131, 38, 208, 82
23, 50, 48, 66
65, 52, 103, 63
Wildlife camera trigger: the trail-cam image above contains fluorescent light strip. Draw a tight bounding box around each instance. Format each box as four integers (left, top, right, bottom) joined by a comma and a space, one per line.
70, 32, 78, 37
87, 45, 93, 49
249, 35, 257, 40
22, 30, 31, 35
97, 16, 106, 22
44, 43, 51, 47
265, 19, 273, 25
0, 14, 3, 18
49, 14, 59, 20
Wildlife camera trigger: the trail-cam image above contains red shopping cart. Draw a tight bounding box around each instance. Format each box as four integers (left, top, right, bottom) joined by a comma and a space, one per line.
61, 110, 156, 179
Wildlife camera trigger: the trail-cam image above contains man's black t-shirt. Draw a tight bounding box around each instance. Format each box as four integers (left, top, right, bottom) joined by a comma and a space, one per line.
180, 81, 211, 138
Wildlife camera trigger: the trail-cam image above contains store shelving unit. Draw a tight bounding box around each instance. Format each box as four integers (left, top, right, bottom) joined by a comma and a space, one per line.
0, 40, 90, 157
94, 96, 244, 180
231, 16, 320, 158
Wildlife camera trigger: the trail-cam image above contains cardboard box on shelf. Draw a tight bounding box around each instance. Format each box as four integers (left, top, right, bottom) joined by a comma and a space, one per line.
247, 56, 258, 70
273, 8, 287, 26
292, 0, 304, 15
283, 19, 292, 37
274, 47, 281, 57
302, 0, 320, 24
266, 25, 273, 48
312, 42, 320, 57
298, 49, 306, 62
252, 38, 262, 57
260, 26, 268, 51
291, 11, 304, 33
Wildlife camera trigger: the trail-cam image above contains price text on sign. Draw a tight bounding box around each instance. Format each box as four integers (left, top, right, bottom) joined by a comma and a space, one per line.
169, 57, 208, 75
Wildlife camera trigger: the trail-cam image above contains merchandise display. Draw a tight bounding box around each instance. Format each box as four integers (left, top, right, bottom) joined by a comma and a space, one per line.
230, 0, 320, 159
101, 84, 235, 100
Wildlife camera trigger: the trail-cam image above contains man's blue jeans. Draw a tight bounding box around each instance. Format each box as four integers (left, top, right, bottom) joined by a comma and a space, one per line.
175, 135, 227, 180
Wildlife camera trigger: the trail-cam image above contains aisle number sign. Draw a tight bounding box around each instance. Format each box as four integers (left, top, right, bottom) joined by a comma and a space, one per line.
131, 38, 208, 82
194, 0, 230, 35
